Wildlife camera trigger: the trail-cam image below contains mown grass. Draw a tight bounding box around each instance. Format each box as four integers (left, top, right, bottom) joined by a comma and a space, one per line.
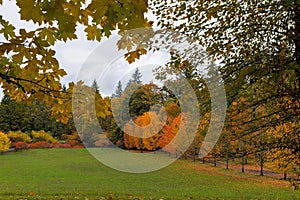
0, 148, 299, 200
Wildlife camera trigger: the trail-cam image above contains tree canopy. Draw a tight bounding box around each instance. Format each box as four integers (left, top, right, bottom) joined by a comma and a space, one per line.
151, 0, 300, 111
150, 0, 300, 175
0, 0, 150, 122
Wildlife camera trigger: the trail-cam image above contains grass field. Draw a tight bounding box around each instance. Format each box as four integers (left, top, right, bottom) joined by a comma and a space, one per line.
0, 148, 299, 200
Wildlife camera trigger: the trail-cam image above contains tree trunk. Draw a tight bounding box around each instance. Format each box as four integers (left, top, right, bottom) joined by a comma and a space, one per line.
241, 157, 245, 173
226, 158, 229, 169
283, 172, 287, 180
260, 152, 264, 176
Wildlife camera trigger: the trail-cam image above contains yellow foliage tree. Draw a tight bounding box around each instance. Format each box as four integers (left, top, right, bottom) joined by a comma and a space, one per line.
0, 131, 11, 152
124, 112, 161, 151
267, 121, 300, 177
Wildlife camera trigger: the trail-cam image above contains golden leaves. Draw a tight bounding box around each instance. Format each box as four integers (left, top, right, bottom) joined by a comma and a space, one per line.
16, 0, 43, 23
124, 111, 161, 151
124, 48, 147, 64
85, 25, 102, 41
0, 131, 10, 151
0, 16, 16, 40
0, 0, 151, 124
38, 28, 58, 45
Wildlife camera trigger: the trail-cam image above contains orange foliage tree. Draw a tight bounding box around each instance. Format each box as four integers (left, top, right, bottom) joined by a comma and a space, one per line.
124, 112, 162, 151
158, 113, 193, 157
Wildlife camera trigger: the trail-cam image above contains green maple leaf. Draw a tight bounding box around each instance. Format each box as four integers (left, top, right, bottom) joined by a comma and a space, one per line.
2, 23, 15, 40
85, 25, 102, 41
16, 0, 43, 23
87, 0, 111, 21
39, 28, 57, 45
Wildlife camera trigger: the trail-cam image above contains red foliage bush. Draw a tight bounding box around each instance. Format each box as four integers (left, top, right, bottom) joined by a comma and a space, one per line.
59, 143, 72, 148
50, 142, 73, 148
29, 141, 52, 149
13, 141, 76, 149
72, 145, 85, 149
52, 142, 62, 148
14, 141, 29, 149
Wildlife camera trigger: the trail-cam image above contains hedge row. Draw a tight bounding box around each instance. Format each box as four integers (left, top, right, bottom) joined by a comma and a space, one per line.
14, 141, 84, 149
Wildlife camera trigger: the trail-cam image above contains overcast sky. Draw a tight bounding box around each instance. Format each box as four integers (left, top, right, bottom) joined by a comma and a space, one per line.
0, 0, 168, 97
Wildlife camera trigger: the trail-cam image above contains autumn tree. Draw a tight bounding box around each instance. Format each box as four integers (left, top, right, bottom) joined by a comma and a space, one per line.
158, 113, 195, 158
151, 0, 300, 99
72, 81, 111, 147
158, 116, 178, 155
0, 0, 150, 122
151, 0, 300, 171
0, 131, 10, 152
124, 111, 161, 151
267, 121, 300, 177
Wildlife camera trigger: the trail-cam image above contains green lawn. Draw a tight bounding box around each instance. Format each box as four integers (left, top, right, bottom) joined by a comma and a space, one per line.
0, 148, 299, 200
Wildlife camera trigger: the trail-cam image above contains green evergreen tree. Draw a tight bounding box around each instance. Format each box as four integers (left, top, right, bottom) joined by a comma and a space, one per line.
112, 81, 123, 98
91, 79, 100, 93
131, 68, 142, 84
126, 68, 142, 88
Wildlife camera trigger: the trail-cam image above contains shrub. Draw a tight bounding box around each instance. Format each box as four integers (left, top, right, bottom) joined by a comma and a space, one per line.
0, 131, 11, 151
64, 133, 83, 147
52, 142, 62, 148
14, 141, 29, 149
51, 142, 72, 148
73, 145, 85, 148
60, 143, 71, 148
7, 131, 32, 143
29, 141, 52, 149
31, 130, 57, 143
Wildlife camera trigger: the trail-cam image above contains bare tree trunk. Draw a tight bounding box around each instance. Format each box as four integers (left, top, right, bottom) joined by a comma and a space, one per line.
283, 172, 287, 180
226, 158, 229, 169
193, 148, 197, 162
260, 152, 264, 176
241, 157, 245, 173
